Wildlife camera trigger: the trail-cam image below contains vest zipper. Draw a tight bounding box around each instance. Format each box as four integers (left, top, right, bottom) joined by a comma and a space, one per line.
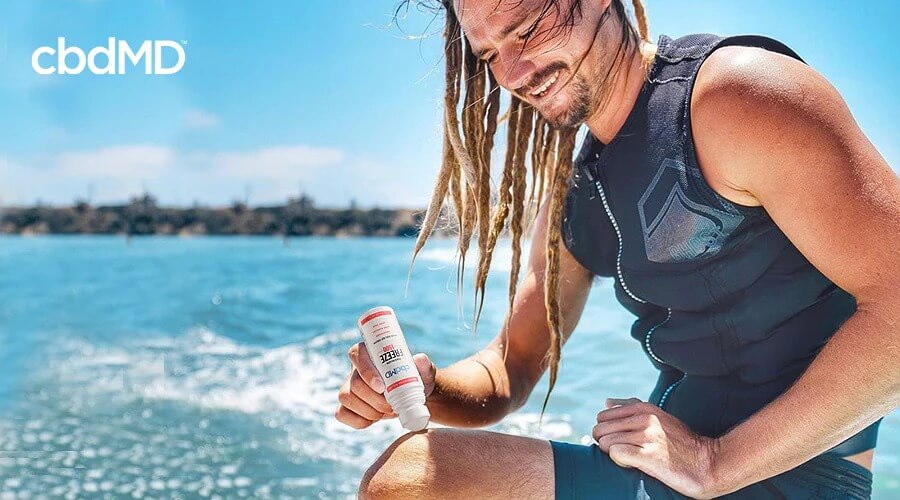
658, 374, 686, 408
591, 173, 681, 409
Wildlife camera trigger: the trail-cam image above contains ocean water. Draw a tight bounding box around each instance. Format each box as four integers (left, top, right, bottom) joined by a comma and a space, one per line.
0, 235, 896, 499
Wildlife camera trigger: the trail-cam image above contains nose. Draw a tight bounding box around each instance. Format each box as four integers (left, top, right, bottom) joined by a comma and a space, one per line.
493, 47, 537, 93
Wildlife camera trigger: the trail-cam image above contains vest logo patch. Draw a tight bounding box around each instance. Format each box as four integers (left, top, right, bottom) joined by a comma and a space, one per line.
638, 159, 744, 263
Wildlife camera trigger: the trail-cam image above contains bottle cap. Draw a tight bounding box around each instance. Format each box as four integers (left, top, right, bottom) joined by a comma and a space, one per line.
398, 404, 430, 432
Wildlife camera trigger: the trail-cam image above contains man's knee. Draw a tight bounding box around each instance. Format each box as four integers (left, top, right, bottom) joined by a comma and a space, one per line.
358, 429, 438, 500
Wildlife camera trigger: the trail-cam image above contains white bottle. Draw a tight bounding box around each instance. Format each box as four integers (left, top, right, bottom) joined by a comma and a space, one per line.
357, 306, 431, 432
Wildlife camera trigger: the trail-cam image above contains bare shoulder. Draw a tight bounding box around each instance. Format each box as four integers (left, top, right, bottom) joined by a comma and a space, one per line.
690, 44, 850, 206
694, 44, 817, 106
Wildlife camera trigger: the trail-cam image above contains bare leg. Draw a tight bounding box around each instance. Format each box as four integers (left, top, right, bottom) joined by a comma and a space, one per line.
359, 428, 555, 500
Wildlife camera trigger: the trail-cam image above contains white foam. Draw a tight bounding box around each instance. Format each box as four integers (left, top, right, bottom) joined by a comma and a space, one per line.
416, 246, 459, 269
192, 328, 251, 356
141, 338, 341, 418
306, 328, 358, 349
25, 325, 577, 482
493, 412, 573, 440
40, 329, 343, 421
53, 328, 573, 430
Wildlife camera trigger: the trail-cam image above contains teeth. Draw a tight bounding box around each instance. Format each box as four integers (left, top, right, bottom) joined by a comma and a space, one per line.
531, 71, 559, 96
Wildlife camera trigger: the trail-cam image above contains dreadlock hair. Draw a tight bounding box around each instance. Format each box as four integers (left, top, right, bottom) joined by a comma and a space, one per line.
405, 0, 652, 419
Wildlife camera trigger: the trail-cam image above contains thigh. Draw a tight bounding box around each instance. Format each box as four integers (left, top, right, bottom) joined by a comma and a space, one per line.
364, 431, 689, 500
552, 441, 874, 500
550, 440, 686, 500
361, 428, 555, 500
364, 431, 874, 500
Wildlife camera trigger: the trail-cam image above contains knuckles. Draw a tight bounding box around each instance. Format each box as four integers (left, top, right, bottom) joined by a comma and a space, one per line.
637, 413, 655, 428
607, 445, 637, 467
348, 372, 367, 392
597, 435, 614, 451
636, 402, 656, 413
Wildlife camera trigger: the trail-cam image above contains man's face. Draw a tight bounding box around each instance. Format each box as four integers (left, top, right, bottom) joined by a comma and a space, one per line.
454, 0, 612, 129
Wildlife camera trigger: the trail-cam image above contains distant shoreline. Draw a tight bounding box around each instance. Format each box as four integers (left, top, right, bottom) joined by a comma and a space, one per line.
0, 194, 452, 238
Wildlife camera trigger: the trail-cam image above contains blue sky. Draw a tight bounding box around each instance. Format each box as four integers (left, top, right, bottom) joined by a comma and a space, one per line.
1, 0, 897, 208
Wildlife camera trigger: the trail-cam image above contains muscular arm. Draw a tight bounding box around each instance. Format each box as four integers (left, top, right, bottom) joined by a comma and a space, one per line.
426, 198, 595, 427
692, 46, 900, 493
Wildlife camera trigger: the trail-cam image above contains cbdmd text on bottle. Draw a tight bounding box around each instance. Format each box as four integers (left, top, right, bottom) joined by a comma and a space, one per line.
357, 306, 430, 432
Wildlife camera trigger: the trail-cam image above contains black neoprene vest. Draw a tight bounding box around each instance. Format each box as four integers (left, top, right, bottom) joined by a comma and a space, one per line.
561, 33, 880, 456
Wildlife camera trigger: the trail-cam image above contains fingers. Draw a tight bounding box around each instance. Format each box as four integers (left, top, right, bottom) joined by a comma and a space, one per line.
593, 399, 661, 453
412, 352, 434, 378
597, 399, 656, 423
608, 443, 643, 469
594, 427, 660, 452
335, 384, 388, 428
348, 370, 394, 415
336, 344, 400, 429
605, 397, 642, 409
590, 399, 694, 482
335, 368, 396, 427
334, 405, 375, 430
594, 430, 645, 452
593, 413, 656, 439
348, 342, 385, 393
412, 352, 436, 396
339, 377, 387, 421
337, 343, 429, 429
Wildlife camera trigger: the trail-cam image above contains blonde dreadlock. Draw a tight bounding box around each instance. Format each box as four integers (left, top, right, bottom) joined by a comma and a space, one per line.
407, 0, 651, 419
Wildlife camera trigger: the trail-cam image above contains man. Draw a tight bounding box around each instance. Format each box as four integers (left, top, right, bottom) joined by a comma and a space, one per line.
337, 0, 899, 498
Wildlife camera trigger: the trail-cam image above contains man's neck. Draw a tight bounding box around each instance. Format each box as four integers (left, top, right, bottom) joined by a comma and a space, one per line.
583, 41, 656, 144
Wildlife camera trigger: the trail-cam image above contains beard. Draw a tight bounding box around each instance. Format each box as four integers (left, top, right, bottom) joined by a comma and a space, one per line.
536, 72, 592, 130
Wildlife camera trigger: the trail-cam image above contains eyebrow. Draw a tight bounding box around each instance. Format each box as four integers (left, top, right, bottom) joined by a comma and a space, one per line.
499, 8, 533, 37
470, 8, 534, 59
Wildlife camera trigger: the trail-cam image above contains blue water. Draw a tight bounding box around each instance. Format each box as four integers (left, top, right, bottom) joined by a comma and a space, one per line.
0, 235, 896, 498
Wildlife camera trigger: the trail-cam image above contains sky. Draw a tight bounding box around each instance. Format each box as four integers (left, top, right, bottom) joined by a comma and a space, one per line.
1, 0, 897, 208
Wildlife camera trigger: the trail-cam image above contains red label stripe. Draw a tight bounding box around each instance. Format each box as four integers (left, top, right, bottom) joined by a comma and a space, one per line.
360, 309, 392, 326
385, 376, 418, 393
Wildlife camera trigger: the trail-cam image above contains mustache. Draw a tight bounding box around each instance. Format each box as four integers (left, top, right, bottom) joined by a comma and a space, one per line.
515, 61, 569, 95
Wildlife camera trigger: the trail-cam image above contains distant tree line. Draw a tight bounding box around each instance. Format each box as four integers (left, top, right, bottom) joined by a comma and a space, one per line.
0, 193, 447, 238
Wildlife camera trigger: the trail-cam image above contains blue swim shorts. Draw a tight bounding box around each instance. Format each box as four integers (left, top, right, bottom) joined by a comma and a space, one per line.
550, 440, 873, 499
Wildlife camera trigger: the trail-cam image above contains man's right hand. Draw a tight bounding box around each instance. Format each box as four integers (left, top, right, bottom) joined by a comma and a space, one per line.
334, 341, 436, 429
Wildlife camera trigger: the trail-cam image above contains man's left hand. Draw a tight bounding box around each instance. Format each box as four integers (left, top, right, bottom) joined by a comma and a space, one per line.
593, 397, 729, 499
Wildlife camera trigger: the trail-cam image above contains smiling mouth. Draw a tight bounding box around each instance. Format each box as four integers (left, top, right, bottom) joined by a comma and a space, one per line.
529, 70, 562, 100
